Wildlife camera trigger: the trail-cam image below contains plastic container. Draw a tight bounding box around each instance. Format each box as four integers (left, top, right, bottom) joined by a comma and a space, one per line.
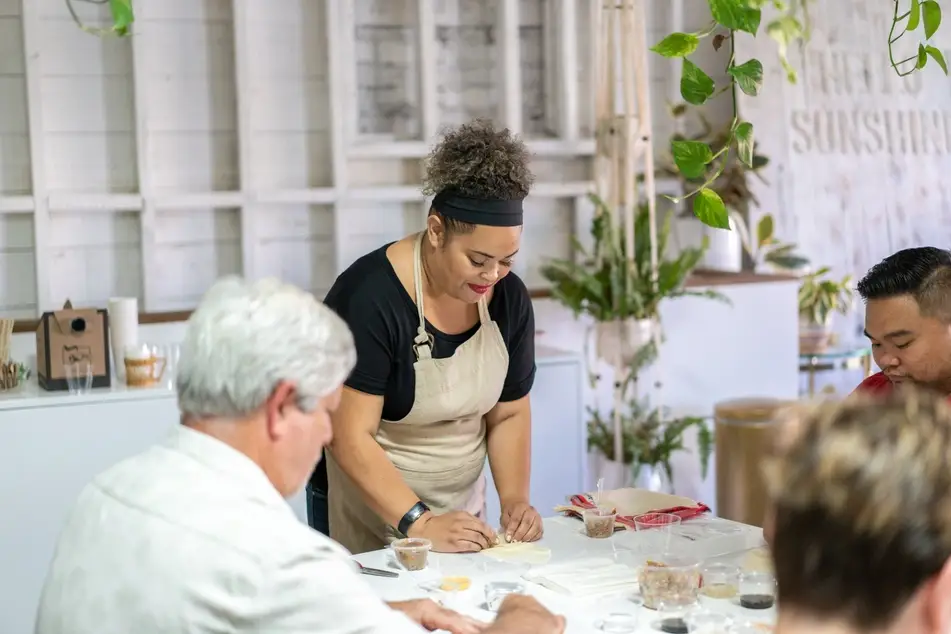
700, 562, 740, 599
484, 580, 525, 611
584, 507, 617, 538
638, 555, 701, 610
392, 538, 432, 571
739, 571, 776, 610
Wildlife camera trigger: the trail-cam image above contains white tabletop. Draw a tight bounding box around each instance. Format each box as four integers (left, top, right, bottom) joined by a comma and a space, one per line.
353, 516, 776, 633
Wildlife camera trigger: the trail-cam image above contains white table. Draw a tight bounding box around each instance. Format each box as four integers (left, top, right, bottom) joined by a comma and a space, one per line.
353, 516, 776, 633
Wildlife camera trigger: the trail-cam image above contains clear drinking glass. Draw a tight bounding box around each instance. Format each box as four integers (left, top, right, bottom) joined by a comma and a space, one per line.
634, 512, 682, 552
64, 360, 93, 394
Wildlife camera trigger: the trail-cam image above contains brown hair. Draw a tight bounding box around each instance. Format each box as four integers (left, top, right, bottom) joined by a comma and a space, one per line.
764, 391, 951, 629
421, 119, 534, 236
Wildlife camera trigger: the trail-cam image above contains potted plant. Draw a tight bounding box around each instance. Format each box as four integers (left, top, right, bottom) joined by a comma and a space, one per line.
732, 213, 809, 274
587, 397, 712, 493
541, 195, 726, 368
661, 109, 770, 273
798, 267, 854, 354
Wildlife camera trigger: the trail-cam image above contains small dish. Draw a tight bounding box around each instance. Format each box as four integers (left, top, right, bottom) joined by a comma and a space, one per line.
484, 580, 526, 611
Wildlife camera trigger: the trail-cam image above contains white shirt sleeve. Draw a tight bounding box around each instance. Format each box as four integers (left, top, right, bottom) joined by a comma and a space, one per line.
245, 547, 426, 634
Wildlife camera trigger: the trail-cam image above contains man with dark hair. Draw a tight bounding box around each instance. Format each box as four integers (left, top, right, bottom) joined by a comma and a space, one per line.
854, 246, 951, 395
763, 392, 951, 634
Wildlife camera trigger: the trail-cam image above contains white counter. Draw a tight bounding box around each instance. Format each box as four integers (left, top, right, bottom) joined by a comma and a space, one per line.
354, 515, 774, 633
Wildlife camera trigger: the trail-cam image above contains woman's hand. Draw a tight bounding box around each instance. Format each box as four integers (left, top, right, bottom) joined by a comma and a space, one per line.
408, 511, 497, 553
388, 599, 487, 634
500, 500, 543, 543
492, 595, 565, 634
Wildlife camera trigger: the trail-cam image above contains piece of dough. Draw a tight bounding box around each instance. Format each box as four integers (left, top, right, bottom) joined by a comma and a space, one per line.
482, 542, 552, 565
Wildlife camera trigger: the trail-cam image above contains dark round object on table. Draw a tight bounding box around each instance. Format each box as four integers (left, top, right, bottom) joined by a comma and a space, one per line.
740, 593, 775, 609
660, 617, 688, 634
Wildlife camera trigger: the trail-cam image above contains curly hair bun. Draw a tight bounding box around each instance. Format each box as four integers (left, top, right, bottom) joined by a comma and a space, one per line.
422, 119, 534, 201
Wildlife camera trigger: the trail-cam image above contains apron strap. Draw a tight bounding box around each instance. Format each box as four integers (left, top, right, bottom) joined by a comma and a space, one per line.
412, 232, 434, 361
476, 295, 491, 325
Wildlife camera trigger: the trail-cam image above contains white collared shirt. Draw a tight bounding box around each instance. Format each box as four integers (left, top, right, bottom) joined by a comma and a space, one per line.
35, 425, 424, 634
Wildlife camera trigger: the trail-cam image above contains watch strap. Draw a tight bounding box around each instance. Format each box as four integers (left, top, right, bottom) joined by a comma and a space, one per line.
398, 501, 430, 536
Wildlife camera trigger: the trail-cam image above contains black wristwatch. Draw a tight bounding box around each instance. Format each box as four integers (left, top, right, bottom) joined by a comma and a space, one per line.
398, 501, 431, 536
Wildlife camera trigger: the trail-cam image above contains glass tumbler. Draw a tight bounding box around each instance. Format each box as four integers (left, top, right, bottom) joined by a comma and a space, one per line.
64, 360, 93, 394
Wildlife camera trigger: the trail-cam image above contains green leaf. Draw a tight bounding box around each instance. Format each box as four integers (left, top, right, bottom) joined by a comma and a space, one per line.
918, 43, 929, 69
734, 122, 755, 168
926, 45, 949, 73
756, 215, 774, 245
709, 0, 762, 35
671, 140, 714, 179
680, 59, 716, 105
728, 59, 764, 96
651, 32, 700, 57
110, 0, 134, 35
909, 0, 922, 31
693, 188, 730, 229
767, 16, 804, 83
923, 0, 942, 39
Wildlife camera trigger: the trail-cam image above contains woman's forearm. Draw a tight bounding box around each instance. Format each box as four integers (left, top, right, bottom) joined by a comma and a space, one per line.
486, 403, 532, 506
329, 433, 422, 528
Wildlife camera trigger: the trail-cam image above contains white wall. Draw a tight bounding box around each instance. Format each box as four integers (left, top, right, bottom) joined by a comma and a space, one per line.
0, 0, 732, 319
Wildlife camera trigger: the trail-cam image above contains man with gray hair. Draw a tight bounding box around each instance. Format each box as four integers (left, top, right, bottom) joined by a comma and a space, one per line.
34, 277, 563, 634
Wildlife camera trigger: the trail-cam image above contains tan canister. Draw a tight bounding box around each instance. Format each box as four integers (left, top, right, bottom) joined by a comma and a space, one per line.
714, 398, 792, 527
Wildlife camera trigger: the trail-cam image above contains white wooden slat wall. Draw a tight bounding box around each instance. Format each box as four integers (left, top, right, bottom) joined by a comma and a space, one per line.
0, 0, 721, 319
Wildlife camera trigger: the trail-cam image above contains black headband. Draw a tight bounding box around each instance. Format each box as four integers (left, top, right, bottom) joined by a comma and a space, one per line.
431, 189, 524, 227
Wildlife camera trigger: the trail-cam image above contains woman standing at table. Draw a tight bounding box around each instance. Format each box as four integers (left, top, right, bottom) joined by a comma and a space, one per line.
309, 119, 543, 555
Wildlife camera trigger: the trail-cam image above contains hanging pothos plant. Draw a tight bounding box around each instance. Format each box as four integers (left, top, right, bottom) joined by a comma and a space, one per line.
67, 0, 134, 37
651, 0, 947, 231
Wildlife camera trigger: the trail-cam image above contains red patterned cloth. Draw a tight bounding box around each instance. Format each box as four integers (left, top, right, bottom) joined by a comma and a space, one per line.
568, 494, 710, 530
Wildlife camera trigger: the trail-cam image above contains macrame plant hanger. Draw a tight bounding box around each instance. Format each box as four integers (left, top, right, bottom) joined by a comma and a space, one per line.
592, 0, 660, 468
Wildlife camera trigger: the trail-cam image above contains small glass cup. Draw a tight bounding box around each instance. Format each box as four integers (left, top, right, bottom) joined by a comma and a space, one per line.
700, 562, 740, 599
391, 537, 432, 571
484, 580, 525, 611
685, 609, 734, 633
597, 612, 639, 633
739, 571, 777, 610
583, 506, 617, 538
64, 360, 93, 395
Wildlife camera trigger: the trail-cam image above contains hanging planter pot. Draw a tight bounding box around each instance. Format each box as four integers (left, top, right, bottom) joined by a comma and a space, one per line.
674, 215, 742, 273
595, 317, 657, 367
799, 313, 834, 355
588, 450, 635, 490
633, 463, 673, 494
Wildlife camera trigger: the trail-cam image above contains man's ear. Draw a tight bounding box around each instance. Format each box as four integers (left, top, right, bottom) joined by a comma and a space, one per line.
923, 556, 951, 633
264, 380, 297, 440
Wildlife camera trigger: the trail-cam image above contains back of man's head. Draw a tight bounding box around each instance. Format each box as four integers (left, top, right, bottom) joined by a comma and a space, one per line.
176, 277, 356, 420
765, 391, 951, 632
857, 247, 951, 320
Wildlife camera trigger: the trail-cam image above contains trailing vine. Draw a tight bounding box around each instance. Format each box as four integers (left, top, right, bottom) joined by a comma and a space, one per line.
652, 0, 947, 230
66, 0, 133, 37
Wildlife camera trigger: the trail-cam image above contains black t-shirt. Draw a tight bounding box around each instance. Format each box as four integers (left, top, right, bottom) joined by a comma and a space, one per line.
310, 242, 536, 491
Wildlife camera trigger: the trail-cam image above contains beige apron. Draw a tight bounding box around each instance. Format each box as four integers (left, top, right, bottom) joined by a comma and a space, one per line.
327, 232, 510, 554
